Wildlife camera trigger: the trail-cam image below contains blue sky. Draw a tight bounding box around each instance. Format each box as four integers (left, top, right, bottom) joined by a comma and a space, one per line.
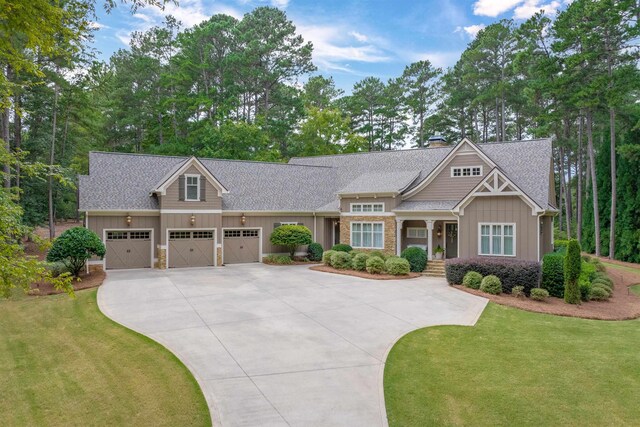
92, 0, 565, 91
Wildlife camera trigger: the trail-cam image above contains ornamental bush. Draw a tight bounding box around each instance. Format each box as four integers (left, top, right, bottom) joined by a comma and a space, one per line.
462, 271, 483, 289
368, 250, 387, 260
590, 286, 610, 301
592, 277, 613, 288
331, 243, 352, 252
270, 225, 312, 257
46, 227, 106, 277
385, 257, 410, 275
366, 256, 385, 274
401, 247, 427, 272
330, 251, 352, 269
307, 242, 324, 262
352, 252, 370, 271
579, 281, 592, 301
564, 239, 582, 304
541, 253, 565, 298
530, 288, 549, 301
480, 275, 502, 295
263, 254, 292, 265
592, 283, 612, 296
512, 285, 526, 298
322, 250, 336, 266
554, 239, 570, 253
445, 257, 541, 294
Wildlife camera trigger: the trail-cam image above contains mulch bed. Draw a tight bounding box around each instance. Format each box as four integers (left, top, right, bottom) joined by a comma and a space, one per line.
310, 265, 421, 280
30, 270, 106, 296
453, 266, 640, 320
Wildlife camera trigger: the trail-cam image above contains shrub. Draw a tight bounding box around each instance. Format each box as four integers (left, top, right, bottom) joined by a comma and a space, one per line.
582, 254, 592, 262
579, 281, 592, 302
263, 254, 293, 265
592, 272, 611, 282
46, 227, 106, 277
385, 257, 410, 275
366, 256, 385, 274
579, 261, 597, 286
445, 257, 541, 294
352, 252, 370, 271
270, 225, 312, 257
530, 288, 550, 301
331, 243, 352, 252
46, 261, 68, 277
590, 286, 610, 301
563, 239, 582, 304
512, 285, 525, 298
401, 247, 428, 272
542, 253, 565, 298
307, 242, 324, 262
480, 275, 502, 294
330, 251, 352, 269
368, 250, 387, 260
322, 250, 336, 266
592, 283, 612, 296
554, 239, 570, 252
589, 258, 607, 272
592, 278, 613, 289
462, 271, 483, 289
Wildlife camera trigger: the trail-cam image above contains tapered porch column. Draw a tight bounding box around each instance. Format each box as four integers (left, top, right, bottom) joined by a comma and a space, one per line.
396, 219, 404, 256
426, 220, 434, 261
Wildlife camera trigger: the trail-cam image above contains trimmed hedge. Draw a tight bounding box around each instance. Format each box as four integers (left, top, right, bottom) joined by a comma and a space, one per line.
322, 250, 336, 266
564, 239, 582, 304
352, 253, 370, 271
307, 242, 324, 262
385, 257, 410, 276
462, 271, 483, 289
542, 253, 565, 298
270, 225, 313, 257
590, 286, 610, 301
401, 247, 427, 272
554, 239, 570, 253
368, 250, 387, 260
331, 251, 352, 269
480, 275, 502, 295
264, 254, 293, 265
512, 285, 525, 298
331, 243, 353, 252
530, 288, 549, 301
445, 257, 541, 294
579, 281, 592, 301
366, 256, 385, 274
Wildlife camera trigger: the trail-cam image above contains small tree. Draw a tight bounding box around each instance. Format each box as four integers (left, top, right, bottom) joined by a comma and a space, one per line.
47, 227, 106, 277
563, 239, 582, 304
269, 225, 312, 257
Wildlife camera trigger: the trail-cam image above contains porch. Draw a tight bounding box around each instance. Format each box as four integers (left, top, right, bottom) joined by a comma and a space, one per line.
395, 218, 459, 260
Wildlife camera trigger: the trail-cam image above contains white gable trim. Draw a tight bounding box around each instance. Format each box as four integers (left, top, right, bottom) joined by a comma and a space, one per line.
154, 157, 229, 196
453, 168, 543, 216
402, 138, 497, 199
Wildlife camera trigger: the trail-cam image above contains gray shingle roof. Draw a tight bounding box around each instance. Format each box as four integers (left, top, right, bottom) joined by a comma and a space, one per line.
394, 200, 459, 211
337, 170, 421, 195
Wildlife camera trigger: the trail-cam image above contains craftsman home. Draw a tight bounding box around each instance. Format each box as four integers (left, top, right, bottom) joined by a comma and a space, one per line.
78, 137, 557, 270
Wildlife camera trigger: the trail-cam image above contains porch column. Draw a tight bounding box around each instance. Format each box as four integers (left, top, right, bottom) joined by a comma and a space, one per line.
396, 219, 404, 256
426, 220, 434, 261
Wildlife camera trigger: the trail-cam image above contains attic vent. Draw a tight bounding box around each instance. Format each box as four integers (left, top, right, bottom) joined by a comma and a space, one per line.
428, 135, 447, 147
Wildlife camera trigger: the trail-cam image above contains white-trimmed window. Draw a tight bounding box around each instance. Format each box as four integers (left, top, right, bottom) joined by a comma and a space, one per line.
451, 166, 483, 177
350, 203, 384, 213
406, 227, 427, 238
351, 222, 384, 249
279, 222, 298, 226
479, 223, 515, 256
185, 174, 200, 201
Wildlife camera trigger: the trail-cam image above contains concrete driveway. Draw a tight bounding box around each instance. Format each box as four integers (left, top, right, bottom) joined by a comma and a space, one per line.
97, 264, 487, 427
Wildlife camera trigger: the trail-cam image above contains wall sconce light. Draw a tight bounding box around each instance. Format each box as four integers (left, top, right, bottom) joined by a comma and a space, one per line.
241, 213, 246, 226
437, 226, 442, 238
190, 214, 196, 226
126, 214, 132, 226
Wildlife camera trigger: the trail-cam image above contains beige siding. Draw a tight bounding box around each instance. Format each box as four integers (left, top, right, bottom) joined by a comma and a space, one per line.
222, 215, 316, 254
400, 219, 446, 252
458, 196, 539, 261
161, 213, 221, 244
87, 214, 160, 258
339, 196, 399, 212
540, 215, 554, 258
160, 165, 222, 210
407, 153, 490, 201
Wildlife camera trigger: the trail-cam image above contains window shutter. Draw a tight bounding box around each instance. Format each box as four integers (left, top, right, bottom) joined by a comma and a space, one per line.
178, 175, 185, 201
273, 223, 281, 230
200, 176, 206, 201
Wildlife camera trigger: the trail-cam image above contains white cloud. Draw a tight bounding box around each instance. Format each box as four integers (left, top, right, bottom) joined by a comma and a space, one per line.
403, 50, 461, 68
473, 0, 522, 17
473, 0, 562, 18
348, 31, 368, 42
271, 0, 290, 7
455, 24, 486, 38
513, 0, 561, 19
89, 21, 109, 30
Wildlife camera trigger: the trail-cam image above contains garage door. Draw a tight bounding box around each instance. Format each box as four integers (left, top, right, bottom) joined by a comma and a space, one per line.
105, 230, 152, 270
223, 229, 260, 264
168, 230, 215, 268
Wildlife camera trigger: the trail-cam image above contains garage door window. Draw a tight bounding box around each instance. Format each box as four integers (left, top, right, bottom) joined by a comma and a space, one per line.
170, 231, 191, 239
107, 231, 128, 240
192, 231, 214, 239
129, 231, 150, 240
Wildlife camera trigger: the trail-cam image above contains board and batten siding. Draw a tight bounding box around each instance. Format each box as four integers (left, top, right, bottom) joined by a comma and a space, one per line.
222, 215, 317, 254
339, 196, 399, 213
160, 213, 222, 244
458, 196, 539, 261
540, 215, 554, 259
160, 165, 222, 210
87, 215, 160, 258
407, 153, 490, 201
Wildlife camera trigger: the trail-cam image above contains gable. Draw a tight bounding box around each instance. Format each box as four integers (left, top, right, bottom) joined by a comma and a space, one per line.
153, 157, 228, 197
161, 164, 223, 210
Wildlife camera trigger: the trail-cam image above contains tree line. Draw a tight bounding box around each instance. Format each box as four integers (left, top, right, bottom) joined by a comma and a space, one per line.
1, 0, 639, 262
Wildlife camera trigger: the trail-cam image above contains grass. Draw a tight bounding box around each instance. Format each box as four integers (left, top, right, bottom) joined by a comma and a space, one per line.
600, 261, 640, 274
384, 303, 640, 427
631, 285, 640, 297
0, 289, 210, 426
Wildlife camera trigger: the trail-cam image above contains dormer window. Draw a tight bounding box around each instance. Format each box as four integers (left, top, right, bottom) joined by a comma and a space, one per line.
451, 166, 482, 177
185, 174, 200, 201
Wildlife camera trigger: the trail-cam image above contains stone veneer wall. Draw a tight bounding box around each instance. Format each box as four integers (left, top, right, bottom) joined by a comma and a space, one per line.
340, 216, 396, 255
157, 247, 167, 269
216, 246, 223, 267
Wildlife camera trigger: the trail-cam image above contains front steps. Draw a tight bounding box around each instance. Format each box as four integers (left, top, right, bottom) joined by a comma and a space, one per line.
422, 259, 445, 277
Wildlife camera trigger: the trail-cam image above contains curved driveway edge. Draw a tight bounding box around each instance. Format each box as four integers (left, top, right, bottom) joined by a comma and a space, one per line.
97, 264, 487, 426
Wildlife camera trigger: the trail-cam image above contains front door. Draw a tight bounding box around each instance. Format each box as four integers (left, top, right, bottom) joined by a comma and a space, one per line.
445, 223, 458, 258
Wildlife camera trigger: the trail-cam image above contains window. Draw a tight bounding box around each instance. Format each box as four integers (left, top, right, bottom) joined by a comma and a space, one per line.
351, 222, 384, 249
129, 231, 150, 240
406, 227, 427, 238
479, 223, 515, 256
106, 231, 128, 240
279, 222, 298, 226
224, 230, 241, 238
185, 174, 200, 201
169, 231, 191, 240
350, 203, 384, 213
243, 229, 259, 237
451, 166, 483, 177
192, 231, 213, 239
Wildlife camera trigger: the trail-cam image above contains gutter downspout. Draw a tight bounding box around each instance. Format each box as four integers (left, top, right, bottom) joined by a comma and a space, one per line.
313, 212, 317, 242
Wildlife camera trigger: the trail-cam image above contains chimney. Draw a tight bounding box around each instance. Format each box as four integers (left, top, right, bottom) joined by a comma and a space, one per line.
427, 135, 447, 148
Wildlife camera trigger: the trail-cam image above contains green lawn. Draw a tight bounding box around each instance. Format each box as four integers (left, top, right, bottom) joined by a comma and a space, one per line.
631, 285, 640, 296
0, 289, 210, 426
599, 260, 640, 275
384, 303, 640, 427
